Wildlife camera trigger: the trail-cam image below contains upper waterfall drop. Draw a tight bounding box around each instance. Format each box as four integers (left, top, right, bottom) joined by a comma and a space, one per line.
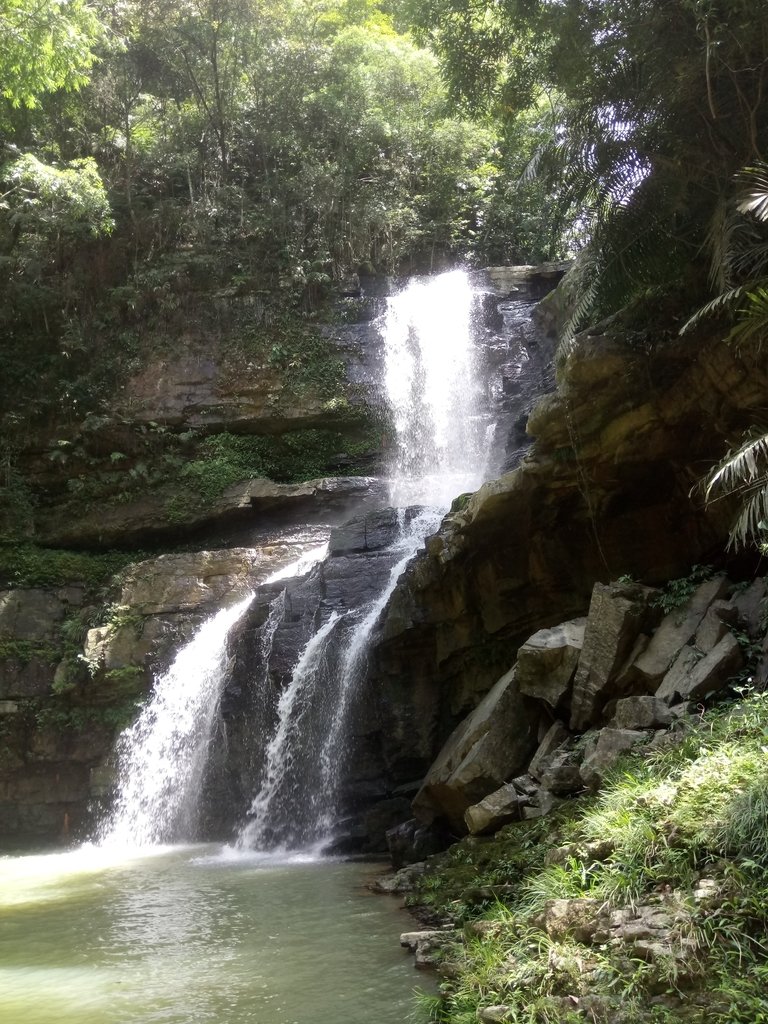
381, 269, 490, 508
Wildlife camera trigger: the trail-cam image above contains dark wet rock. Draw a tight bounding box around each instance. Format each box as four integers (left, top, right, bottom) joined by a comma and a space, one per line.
411, 667, 540, 831
362, 798, 414, 852
386, 819, 451, 870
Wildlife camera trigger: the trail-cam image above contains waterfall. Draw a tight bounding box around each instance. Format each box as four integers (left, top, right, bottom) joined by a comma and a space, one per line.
99, 595, 254, 847
313, 507, 442, 829
382, 268, 489, 506
99, 268, 499, 852
236, 268, 494, 852
238, 612, 342, 851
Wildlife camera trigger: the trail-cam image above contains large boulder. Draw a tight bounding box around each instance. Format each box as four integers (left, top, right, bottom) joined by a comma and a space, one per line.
580, 728, 649, 789
464, 784, 521, 835
613, 696, 673, 730
516, 618, 586, 709
412, 667, 540, 831
656, 632, 743, 703
630, 576, 729, 687
570, 582, 661, 730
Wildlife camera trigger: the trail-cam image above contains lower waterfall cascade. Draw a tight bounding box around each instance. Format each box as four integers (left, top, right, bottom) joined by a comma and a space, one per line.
97, 267, 551, 853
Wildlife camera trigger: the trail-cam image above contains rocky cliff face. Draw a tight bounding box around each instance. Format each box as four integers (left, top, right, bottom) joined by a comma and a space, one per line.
363, 326, 767, 796
0, 268, 556, 847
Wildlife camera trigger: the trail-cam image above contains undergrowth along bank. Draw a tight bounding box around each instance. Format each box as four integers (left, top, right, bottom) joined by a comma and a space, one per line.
410, 690, 768, 1024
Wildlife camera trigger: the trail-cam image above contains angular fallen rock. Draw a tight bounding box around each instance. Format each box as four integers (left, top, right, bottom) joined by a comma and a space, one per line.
580, 727, 649, 789
528, 721, 570, 781
694, 599, 739, 652
656, 632, 743, 702
516, 618, 586, 709
539, 750, 584, 794
613, 695, 672, 730
630, 576, 729, 688
400, 929, 461, 970
412, 667, 539, 830
570, 582, 660, 730
464, 784, 521, 835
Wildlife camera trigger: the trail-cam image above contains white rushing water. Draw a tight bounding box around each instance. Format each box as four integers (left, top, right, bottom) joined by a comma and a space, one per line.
265, 543, 329, 583
382, 268, 489, 506
238, 612, 342, 851
314, 507, 442, 816
102, 269, 495, 852
100, 595, 255, 847
236, 268, 495, 851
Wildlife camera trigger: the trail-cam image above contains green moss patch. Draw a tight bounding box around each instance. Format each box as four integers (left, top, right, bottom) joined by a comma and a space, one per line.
0, 544, 140, 590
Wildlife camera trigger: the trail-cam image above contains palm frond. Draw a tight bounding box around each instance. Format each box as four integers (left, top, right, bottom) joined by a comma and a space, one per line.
680, 283, 751, 334
705, 195, 730, 293
704, 430, 768, 550
705, 432, 768, 499
556, 245, 600, 355
736, 165, 768, 222
728, 287, 768, 347
727, 482, 768, 550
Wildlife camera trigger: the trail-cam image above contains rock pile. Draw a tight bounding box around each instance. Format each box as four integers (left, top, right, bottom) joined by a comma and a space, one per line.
393, 574, 767, 849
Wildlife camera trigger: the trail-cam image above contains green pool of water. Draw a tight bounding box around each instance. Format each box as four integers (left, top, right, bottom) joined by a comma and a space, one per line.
0, 845, 420, 1024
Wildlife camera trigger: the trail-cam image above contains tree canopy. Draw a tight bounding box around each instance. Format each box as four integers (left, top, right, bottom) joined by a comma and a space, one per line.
409, 0, 768, 331
0, 0, 107, 108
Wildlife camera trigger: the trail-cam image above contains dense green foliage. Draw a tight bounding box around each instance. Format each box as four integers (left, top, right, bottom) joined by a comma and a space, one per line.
0, 0, 544, 536
0, 543, 142, 590
410, 0, 768, 335
0, 0, 106, 108
411, 692, 768, 1023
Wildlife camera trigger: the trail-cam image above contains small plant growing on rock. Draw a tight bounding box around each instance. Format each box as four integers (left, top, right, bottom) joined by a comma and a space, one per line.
652, 565, 714, 614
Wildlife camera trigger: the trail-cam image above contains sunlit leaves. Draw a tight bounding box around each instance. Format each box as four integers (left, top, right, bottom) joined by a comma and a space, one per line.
0, 0, 107, 107
1, 154, 114, 238
705, 431, 768, 550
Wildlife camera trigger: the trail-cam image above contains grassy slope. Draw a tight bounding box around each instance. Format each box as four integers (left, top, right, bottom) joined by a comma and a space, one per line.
409, 692, 768, 1023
